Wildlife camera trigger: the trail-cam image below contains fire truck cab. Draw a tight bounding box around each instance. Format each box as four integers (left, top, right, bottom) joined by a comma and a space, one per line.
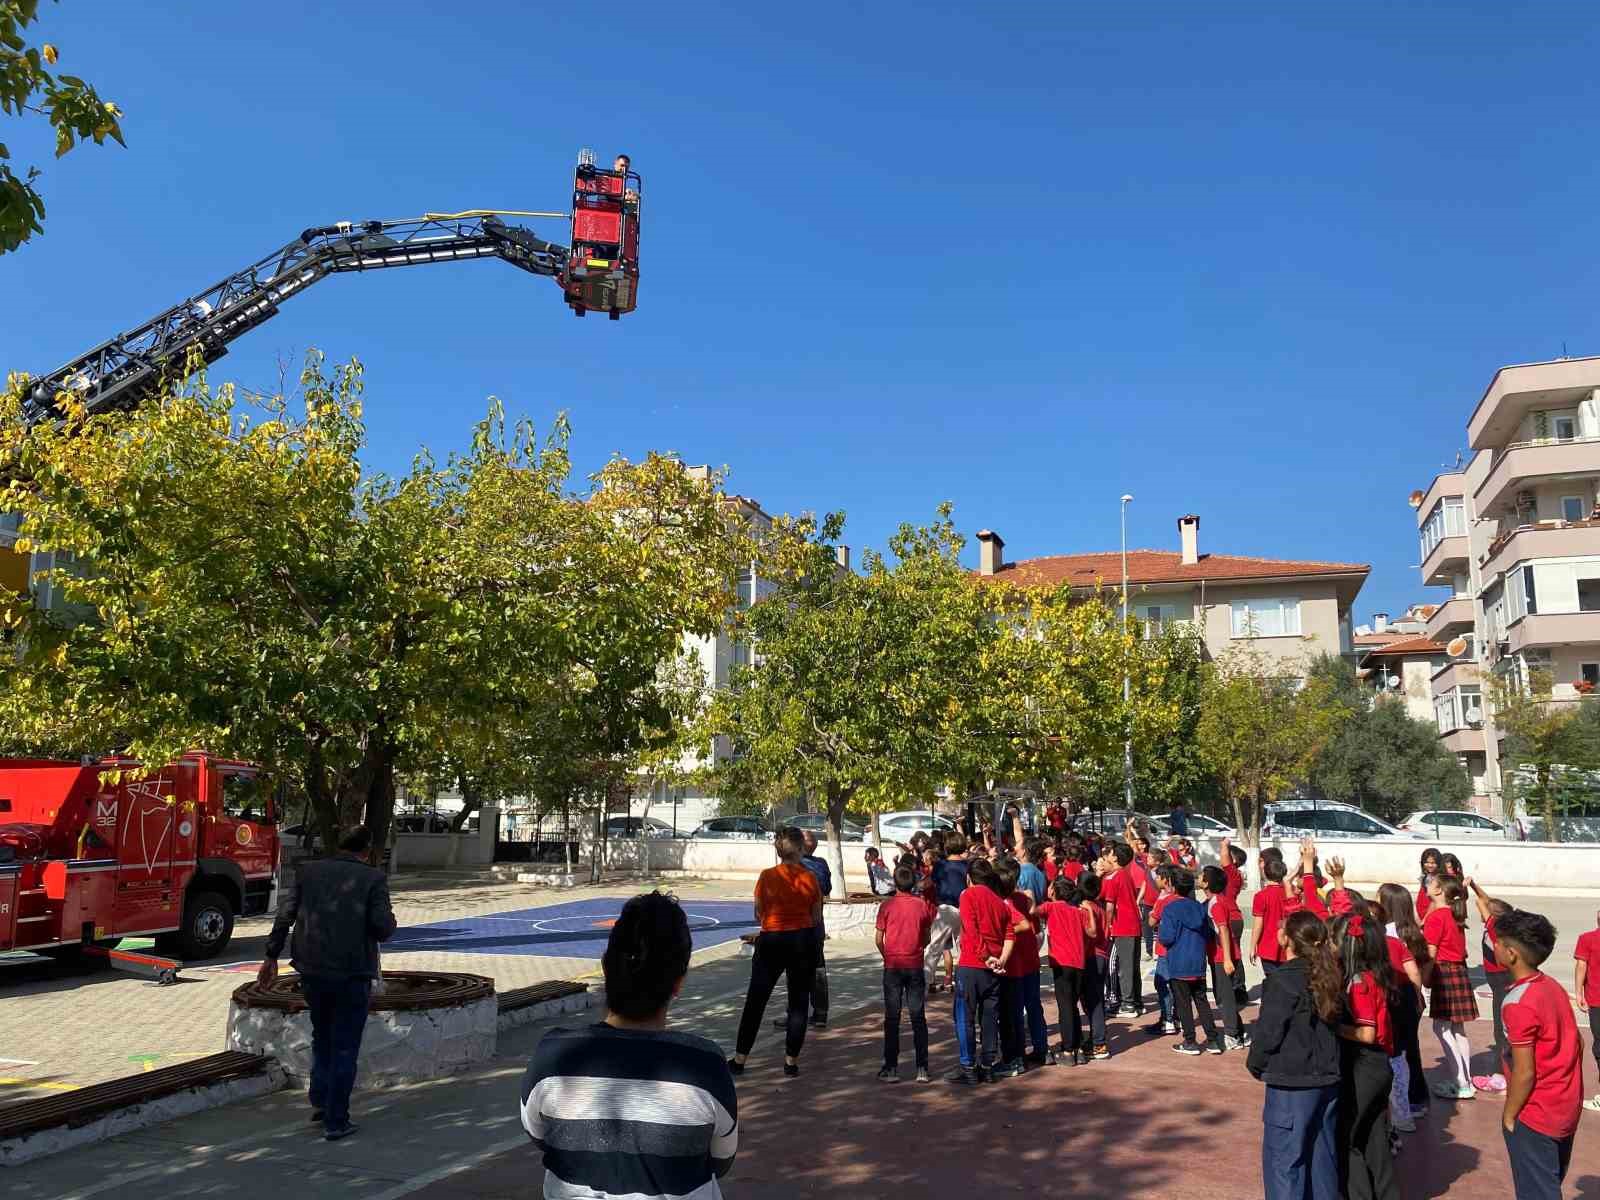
563, 157, 641, 320
0, 754, 278, 963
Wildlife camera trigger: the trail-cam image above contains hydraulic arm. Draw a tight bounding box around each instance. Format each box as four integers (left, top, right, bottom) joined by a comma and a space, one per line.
22, 211, 568, 425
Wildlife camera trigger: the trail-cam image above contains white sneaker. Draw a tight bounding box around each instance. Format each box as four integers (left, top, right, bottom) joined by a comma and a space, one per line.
1583, 1093, 1600, 1114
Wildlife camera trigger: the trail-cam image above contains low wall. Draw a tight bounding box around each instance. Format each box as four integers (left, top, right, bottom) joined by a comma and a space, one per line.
598, 838, 778, 875
1256, 835, 1600, 896
393, 805, 500, 870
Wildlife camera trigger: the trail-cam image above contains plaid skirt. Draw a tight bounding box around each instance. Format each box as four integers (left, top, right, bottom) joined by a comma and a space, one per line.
1429, 960, 1479, 1023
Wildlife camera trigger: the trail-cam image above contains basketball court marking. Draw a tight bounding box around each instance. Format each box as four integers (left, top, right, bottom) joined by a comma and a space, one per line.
385, 897, 758, 960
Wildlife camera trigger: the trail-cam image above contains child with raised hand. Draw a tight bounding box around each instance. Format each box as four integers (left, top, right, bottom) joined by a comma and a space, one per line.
1332, 909, 1400, 1200
1416, 848, 1440, 922
1037, 876, 1093, 1065
1495, 908, 1583, 1200
1247, 911, 1343, 1200
1469, 877, 1512, 1092
1199, 865, 1247, 1048
1423, 876, 1478, 1100
1378, 882, 1431, 1128
1251, 855, 1291, 975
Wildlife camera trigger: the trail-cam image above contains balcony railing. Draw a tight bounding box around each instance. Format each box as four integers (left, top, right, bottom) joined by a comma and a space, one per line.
1476, 435, 1600, 515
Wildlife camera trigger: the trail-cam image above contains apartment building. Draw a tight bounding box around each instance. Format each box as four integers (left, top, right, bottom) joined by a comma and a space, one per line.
1356, 634, 1447, 724
974, 514, 1369, 676
1411, 355, 1600, 813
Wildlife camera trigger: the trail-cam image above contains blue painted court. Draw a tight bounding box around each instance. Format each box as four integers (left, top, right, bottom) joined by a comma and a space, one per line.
386, 897, 759, 960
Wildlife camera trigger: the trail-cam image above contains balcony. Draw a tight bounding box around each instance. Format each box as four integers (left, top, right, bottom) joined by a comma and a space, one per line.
1475, 436, 1600, 516
1467, 356, 1600, 451
1420, 533, 1469, 587
1423, 597, 1475, 642
1414, 472, 1465, 527
1431, 659, 1481, 693
1507, 611, 1600, 654
1481, 519, 1600, 585
1439, 726, 1486, 754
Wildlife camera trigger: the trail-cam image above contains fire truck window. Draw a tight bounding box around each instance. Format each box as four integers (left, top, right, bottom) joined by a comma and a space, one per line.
221, 773, 268, 822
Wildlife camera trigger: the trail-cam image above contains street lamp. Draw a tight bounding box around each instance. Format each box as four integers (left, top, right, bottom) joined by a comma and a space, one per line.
1120, 494, 1134, 809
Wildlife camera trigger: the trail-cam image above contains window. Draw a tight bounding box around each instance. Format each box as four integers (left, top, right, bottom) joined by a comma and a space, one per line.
1583, 663, 1600, 687
220, 771, 271, 822
1136, 604, 1175, 638
1419, 497, 1467, 560
1564, 496, 1587, 523
1555, 415, 1577, 442
1231, 598, 1302, 638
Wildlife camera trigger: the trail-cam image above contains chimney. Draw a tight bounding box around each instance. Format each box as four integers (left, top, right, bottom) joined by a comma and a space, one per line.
835, 545, 850, 572
1373, 612, 1389, 633
1178, 514, 1200, 565
976, 529, 1005, 576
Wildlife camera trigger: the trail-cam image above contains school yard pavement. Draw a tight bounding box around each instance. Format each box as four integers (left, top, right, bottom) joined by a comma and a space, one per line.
5, 877, 1599, 1199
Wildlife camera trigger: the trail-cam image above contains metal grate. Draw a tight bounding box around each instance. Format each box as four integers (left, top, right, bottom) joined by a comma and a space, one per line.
497, 980, 588, 1012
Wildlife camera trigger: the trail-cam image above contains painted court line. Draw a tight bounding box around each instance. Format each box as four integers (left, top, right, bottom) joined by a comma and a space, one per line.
364, 1134, 530, 1200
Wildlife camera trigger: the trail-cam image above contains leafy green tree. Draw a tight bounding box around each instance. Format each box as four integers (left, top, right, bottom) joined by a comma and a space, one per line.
1493, 670, 1600, 832
708, 507, 997, 895
0, 355, 747, 852
1307, 654, 1470, 822
1195, 649, 1349, 844
2, 2, 125, 253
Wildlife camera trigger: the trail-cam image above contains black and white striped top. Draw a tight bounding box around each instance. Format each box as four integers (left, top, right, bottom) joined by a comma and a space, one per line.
519, 1023, 738, 1200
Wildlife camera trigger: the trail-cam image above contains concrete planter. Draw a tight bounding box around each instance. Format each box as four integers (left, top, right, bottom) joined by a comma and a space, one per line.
226, 972, 497, 1088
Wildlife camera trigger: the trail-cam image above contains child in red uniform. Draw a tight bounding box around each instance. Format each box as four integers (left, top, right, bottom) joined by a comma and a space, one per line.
1496, 908, 1583, 1200
1219, 838, 1249, 1008
1200, 865, 1247, 1048
1251, 856, 1291, 975
1334, 911, 1399, 1200
1038, 877, 1094, 1065
1103, 843, 1143, 1015
875, 864, 934, 1082
949, 857, 1012, 1085
1079, 872, 1111, 1059
1423, 876, 1477, 1100
991, 858, 1048, 1074
1378, 882, 1431, 1127
1469, 877, 1512, 1090
1573, 908, 1600, 1113
1416, 848, 1440, 923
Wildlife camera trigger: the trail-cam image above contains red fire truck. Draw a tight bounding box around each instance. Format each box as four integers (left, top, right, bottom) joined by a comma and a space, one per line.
0, 754, 278, 963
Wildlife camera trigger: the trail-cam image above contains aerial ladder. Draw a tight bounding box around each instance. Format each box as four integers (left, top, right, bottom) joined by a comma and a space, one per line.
18, 153, 642, 426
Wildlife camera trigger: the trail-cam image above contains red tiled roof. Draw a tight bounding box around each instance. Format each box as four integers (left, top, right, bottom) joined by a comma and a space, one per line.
1359, 636, 1446, 658
981, 550, 1369, 589
1353, 632, 1404, 647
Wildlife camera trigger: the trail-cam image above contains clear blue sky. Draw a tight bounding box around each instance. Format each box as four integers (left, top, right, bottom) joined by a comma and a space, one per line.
7, 3, 1600, 621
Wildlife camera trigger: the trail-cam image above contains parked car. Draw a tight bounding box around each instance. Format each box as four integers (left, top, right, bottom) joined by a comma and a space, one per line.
1070, 808, 1145, 838
876, 809, 958, 845
689, 816, 773, 841
1146, 812, 1236, 840
1262, 801, 1422, 840
395, 813, 454, 834
1398, 810, 1509, 840
603, 816, 679, 840
783, 812, 865, 841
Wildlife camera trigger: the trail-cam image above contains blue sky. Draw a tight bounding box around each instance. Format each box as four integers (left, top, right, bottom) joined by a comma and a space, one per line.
6, 2, 1600, 621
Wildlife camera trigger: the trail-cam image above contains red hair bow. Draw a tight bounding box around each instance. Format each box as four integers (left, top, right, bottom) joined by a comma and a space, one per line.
1347, 915, 1364, 937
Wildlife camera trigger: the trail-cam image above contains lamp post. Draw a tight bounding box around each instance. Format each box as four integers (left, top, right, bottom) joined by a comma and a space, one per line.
1120, 494, 1134, 809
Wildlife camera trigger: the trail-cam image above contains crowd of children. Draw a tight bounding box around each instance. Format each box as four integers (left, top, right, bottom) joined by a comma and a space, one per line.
869, 824, 1590, 1200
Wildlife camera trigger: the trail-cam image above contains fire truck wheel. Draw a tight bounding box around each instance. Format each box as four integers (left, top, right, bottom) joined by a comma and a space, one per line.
176, 891, 234, 960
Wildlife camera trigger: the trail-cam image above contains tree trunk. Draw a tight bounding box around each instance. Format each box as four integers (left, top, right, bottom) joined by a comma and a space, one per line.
1538, 765, 1556, 839
361, 725, 395, 869
824, 782, 852, 899
1230, 790, 1254, 849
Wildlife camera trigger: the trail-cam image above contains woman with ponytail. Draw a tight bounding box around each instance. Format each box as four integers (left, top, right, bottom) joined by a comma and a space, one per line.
1333, 910, 1400, 1200
1379, 882, 1430, 1123
1423, 876, 1478, 1101
1247, 910, 1342, 1200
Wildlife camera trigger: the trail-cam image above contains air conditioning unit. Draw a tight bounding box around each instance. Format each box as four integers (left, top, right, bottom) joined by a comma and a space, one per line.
1465, 706, 1484, 726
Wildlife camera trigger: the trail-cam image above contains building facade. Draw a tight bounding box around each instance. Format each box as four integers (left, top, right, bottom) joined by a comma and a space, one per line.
1411, 355, 1600, 816
974, 513, 1368, 678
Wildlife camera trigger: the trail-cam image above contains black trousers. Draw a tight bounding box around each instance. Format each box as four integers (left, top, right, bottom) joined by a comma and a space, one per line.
1487, 969, 1511, 1062
810, 930, 829, 1020
1393, 985, 1427, 1107
1339, 1043, 1398, 1200
1169, 976, 1216, 1043
1229, 917, 1248, 1006
1210, 959, 1245, 1038
1081, 956, 1108, 1045
1051, 963, 1084, 1052
956, 964, 1002, 1068
1114, 934, 1142, 1009
735, 928, 817, 1059
882, 967, 929, 1069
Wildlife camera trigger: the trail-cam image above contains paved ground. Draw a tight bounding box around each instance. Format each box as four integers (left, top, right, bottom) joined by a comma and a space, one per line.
4, 874, 1599, 1198
0, 873, 757, 1098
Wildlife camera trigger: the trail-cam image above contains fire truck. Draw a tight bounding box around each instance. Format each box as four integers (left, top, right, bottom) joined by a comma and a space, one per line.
0, 755, 278, 962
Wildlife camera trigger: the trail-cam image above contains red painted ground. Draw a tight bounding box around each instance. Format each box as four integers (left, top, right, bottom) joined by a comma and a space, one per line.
424, 993, 1600, 1199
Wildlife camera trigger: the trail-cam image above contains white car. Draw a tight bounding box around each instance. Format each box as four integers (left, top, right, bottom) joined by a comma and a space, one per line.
1398, 810, 1509, 841
1262, 801, 1422, 840
1147, 812, 1235, 840
875, 810, 959, 846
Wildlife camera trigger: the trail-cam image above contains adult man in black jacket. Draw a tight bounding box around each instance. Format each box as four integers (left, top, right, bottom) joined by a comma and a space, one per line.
260, 826, 398, 1141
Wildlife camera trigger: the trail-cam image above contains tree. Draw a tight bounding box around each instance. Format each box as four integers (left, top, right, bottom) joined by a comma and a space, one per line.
1492, 670, 1600, 833
2, 2, 125, 253
0, 355, 748, 854
1195, 650, 1349, 844
707, 507, 997, 895
1308, 654, 1471, 823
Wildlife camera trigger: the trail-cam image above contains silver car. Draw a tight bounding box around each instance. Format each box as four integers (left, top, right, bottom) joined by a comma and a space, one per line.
1262, 802, 1421, 840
